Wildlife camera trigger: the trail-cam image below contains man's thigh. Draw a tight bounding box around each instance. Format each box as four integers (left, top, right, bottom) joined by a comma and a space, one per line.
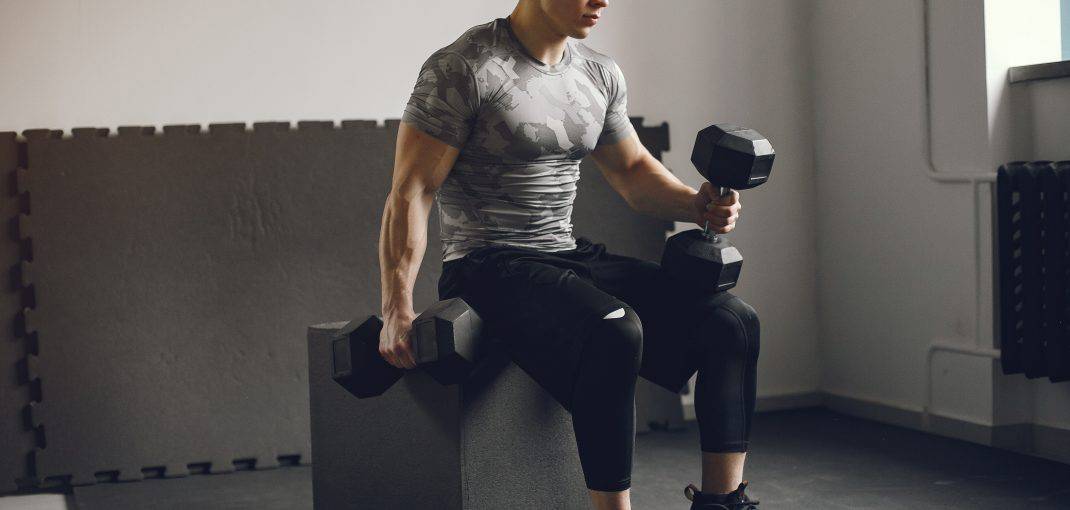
439, 247, 627, 410
588, 247, 730, 394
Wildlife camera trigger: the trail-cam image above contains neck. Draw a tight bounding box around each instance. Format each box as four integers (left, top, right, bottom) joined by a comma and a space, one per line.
507, 3, 568, 66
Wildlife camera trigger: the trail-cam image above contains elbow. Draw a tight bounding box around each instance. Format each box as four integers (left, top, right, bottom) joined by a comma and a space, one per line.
625, 190, 647, 215
615, 183, 637, 212
389, 179, 437, 205
613, 181, 646, 216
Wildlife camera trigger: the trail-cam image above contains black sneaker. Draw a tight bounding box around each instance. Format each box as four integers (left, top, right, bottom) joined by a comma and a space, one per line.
683, 481, 760, 510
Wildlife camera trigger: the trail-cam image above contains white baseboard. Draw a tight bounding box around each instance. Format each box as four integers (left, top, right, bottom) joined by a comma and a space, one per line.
681, 390, 1070, 465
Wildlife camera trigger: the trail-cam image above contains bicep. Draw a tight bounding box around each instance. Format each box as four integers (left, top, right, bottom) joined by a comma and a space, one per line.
590, 128, 646, 193
391, 121, 462, 198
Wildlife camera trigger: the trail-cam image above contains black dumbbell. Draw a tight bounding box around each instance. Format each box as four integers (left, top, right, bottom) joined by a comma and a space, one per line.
661, 124, 774, 292
331, 297, 484, 398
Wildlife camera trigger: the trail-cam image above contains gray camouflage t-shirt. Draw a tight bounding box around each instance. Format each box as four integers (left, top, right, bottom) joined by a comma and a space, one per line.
401, 17, 634, 262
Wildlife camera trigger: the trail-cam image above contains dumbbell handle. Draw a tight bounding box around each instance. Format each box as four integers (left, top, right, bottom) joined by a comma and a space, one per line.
702, 186, 733, 239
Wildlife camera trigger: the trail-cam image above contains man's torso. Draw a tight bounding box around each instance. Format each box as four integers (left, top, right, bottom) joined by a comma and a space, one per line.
401, 17, 632, 262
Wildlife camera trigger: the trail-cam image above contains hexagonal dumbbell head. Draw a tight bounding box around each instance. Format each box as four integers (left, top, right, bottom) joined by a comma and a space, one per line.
661, 229, 743, 293
691, 124, 774, 190
331, 316, 403, 399
411, 297, 484, 386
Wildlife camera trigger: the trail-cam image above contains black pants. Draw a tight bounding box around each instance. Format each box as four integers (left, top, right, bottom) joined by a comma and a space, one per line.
438, 236, 760, 491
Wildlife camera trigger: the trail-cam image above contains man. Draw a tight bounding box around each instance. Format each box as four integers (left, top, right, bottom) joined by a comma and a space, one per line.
378, 1, 760, 509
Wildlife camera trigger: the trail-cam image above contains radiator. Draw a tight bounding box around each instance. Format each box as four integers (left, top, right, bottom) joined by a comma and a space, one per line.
997, 161, 1070, 382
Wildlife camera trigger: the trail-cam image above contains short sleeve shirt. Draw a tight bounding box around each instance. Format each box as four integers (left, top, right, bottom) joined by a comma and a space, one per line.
401, 17, 634, 262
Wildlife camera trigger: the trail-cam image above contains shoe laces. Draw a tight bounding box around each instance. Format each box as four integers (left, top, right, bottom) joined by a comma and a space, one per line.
684, 482, 760, 510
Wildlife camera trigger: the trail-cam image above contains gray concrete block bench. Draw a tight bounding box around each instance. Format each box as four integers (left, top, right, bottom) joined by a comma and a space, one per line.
307, 322, 594, 510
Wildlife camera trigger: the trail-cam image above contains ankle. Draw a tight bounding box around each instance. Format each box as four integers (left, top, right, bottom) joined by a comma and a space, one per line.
701, 481, 741, 496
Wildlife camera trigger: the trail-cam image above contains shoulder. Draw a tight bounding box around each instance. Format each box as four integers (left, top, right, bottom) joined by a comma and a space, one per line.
572, 42, 623, 75
571, 41, 626, 92
571, 41, 626, 95
426, 19, 508, 75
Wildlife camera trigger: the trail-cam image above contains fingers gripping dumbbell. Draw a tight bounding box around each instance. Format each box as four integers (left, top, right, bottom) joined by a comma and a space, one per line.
331, 297, 484, 399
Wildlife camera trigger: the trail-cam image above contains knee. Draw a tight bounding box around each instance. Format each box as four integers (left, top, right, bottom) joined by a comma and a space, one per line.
587, 305, 643, 372
694, 295, 760, 361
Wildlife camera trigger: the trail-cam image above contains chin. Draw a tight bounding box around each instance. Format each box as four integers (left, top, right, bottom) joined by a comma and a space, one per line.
569, 26, 592, 38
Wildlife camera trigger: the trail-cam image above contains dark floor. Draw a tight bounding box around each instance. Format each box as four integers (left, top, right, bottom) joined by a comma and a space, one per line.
632, 408, 1070, 509
60, 408, 1070, 509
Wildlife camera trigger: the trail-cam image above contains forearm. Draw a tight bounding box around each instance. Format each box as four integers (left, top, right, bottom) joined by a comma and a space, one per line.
626, 153, 702, 225
379, 188, 434, 320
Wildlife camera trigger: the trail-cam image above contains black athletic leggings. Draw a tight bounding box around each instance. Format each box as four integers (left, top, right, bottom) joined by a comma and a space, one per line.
571, 300, 760, 492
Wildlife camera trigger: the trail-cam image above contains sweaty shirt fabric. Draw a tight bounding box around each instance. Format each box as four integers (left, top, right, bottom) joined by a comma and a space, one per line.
401, 16, 634, 262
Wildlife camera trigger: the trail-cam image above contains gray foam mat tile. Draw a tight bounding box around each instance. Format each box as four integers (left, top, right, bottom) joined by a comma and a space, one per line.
21, 116, 669, 490
1, 131, 32, 493
23, 121, 439, 486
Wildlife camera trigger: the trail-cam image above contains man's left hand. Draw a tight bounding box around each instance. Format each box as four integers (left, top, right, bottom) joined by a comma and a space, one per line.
692, 182, 741, 234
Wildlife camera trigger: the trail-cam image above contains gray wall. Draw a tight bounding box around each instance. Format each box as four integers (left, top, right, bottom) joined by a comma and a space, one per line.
811, 0, 993, 425
812, 0, 1070, 440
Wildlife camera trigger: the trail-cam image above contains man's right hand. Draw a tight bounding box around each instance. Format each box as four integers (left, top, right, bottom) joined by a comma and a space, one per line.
380, 312, 418, 369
